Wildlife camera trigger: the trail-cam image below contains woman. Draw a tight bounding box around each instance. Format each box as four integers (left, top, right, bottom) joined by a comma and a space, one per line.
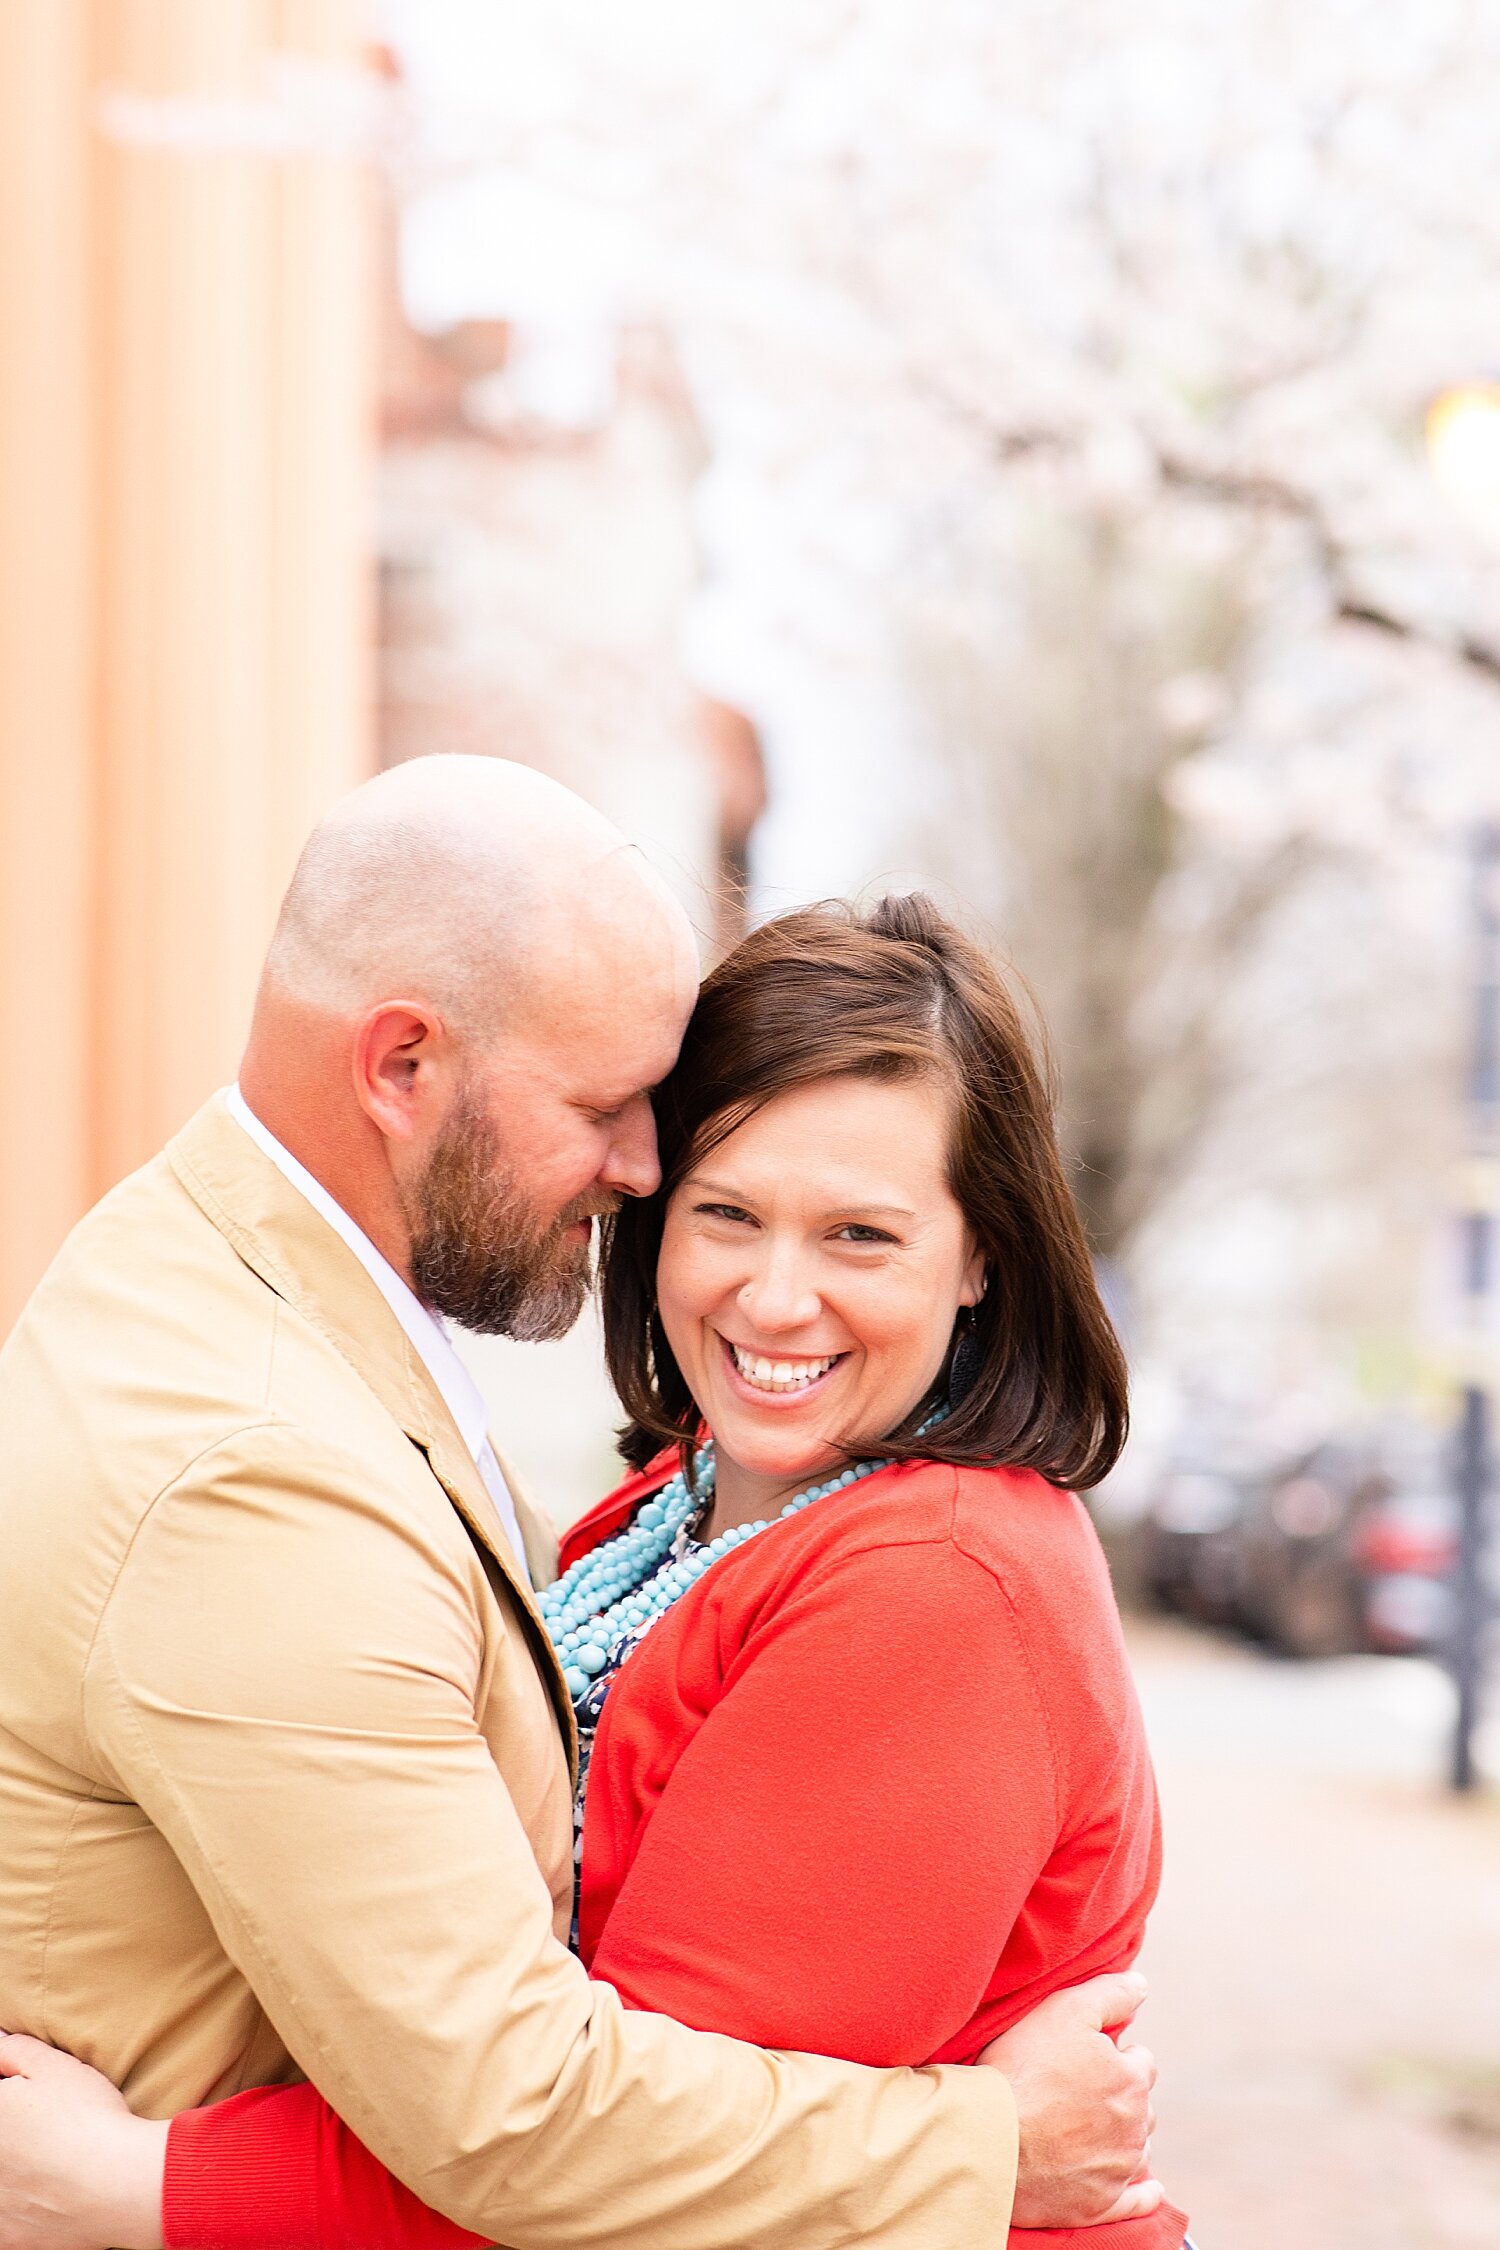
1, 895, 1189, 2249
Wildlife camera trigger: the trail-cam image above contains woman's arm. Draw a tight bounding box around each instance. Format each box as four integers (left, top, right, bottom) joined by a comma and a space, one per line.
165, 2085, 486, 2250
586, 1534, 1057, 2063
0, 2042, 482, 2250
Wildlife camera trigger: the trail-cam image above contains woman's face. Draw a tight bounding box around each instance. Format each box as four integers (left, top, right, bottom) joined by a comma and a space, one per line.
657, 1073, 986, 1489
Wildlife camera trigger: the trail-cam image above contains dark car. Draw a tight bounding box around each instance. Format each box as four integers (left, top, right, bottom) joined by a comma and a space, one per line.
1143, 1421, 1477, 1659
1139, 1460, 1251, 1627
1234, 1439, 1394, 1658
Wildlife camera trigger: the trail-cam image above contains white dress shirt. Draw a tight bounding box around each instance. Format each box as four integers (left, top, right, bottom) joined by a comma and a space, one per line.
225, 1085, 532, 1587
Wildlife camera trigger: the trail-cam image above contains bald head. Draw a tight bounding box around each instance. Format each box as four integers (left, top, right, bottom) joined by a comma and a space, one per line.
240, 757, 702, 1327
263, 755, 682, 1040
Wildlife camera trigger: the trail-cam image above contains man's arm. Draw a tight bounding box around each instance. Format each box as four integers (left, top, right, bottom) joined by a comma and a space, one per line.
87, 1423, 1015, 2250
0, 1973, 1158, 2250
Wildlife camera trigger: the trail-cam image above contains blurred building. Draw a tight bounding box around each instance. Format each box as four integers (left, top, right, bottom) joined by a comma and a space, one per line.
0, 1, 376, 1328
375, 262, 765, 955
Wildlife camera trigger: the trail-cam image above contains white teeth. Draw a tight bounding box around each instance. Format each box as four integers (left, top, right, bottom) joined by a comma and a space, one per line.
729, 1342, 838, 1393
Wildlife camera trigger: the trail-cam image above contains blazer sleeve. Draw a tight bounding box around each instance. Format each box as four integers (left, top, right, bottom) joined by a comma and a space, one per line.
93, 1423, 1014, 2250
586, 1533, 1058, 2065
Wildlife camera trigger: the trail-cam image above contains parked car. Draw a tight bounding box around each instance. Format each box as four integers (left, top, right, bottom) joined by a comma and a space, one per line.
1235, 1439, 1396, 1658
1142, 1421, 1475, 1659
1354, 1471, 1461, 1654
1140, 1461, 1250, 1627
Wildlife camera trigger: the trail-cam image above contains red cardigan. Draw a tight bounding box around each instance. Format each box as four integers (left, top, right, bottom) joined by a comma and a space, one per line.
163, 1458, 1187, 2250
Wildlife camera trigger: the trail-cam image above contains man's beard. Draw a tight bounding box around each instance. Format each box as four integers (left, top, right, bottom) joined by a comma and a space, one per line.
404, 1084, 615, 1341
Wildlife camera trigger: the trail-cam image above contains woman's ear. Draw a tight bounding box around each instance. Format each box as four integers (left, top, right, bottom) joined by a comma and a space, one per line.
958, 1240, 988, 1311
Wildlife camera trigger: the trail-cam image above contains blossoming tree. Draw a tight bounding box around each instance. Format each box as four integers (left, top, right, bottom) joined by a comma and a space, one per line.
386, 0, 1500, 1408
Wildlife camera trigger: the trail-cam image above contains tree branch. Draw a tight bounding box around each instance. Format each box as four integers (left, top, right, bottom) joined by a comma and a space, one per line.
919, 375, 1500, 690
1153, 447, 1500, 685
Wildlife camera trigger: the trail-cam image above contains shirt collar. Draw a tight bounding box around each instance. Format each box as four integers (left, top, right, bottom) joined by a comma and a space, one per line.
223, 1084, 492, 1467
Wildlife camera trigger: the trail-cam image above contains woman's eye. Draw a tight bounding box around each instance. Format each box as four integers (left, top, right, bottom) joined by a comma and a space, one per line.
696, 1202, 755, 1225
835, 1224, 896, 1245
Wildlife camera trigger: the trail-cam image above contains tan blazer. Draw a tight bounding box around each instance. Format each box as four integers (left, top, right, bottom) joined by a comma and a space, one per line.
0, 1095, 1014, 2249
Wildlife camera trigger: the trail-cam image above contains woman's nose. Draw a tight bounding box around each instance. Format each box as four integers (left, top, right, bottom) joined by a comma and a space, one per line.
737, 1248, 821, 1334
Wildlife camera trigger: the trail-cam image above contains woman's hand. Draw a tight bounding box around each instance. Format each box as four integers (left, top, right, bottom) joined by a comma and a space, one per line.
0, 2036, 168, 2250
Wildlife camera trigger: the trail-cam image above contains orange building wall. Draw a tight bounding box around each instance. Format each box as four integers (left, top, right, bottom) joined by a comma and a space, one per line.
0, 1, 376, 1329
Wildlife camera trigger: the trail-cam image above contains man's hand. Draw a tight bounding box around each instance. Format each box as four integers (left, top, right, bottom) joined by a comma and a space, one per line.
0, 2035, 168, 2250
980, 1972, 1161, 2229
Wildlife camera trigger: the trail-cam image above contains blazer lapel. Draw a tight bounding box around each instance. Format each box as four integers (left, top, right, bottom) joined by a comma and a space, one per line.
410, 1421, 578, 1776
492, 1444, 562, 1592
167, 1094, 576, 1763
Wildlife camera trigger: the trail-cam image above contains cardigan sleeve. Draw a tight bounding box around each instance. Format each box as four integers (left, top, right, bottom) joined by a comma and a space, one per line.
164, 2085, 488, 2250
586, 1533, 1058, 2065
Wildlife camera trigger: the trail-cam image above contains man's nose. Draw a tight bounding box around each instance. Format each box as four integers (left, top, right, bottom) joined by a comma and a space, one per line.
599, 1095, 661, 1200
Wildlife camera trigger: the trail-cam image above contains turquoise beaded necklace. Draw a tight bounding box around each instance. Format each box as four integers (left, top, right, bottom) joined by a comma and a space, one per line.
539, 1441, 896, 1712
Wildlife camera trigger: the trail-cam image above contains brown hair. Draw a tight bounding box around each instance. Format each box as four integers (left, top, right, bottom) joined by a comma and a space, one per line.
602, 893, 1128, 1490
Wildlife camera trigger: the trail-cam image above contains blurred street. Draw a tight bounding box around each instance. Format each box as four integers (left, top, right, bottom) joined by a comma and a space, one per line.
1132, 1619, 1500, 2250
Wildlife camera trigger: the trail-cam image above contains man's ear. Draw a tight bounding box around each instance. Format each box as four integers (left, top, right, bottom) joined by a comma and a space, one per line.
352, 1003, 447, 1143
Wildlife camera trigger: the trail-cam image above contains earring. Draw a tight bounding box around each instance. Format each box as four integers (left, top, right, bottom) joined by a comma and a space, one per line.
948, 1304, 982, 1405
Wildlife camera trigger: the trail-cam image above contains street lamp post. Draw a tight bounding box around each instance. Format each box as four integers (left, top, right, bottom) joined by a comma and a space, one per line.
1425, 383, 1500, 1793
1452, 823, 1500, 1792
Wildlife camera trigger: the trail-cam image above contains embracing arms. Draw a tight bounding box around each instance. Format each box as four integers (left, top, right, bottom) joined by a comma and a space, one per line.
0, 1978, 1154, 2250
7, 1425, 1010, 2250
0, 1470, 1157, 2250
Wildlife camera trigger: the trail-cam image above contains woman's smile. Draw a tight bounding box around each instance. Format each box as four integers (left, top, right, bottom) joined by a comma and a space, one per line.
718, 1332, 850, 1402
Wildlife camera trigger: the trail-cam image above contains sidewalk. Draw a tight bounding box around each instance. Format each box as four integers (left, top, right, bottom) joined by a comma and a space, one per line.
1130, 1618, 1500, 2250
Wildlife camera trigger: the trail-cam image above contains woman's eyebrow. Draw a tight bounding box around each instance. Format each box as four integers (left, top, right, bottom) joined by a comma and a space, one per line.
828, 1202, 918, 1223
686, 1176, 917, 1223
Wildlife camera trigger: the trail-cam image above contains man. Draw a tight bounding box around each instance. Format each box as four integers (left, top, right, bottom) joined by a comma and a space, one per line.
0, 757, 1157, 2248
